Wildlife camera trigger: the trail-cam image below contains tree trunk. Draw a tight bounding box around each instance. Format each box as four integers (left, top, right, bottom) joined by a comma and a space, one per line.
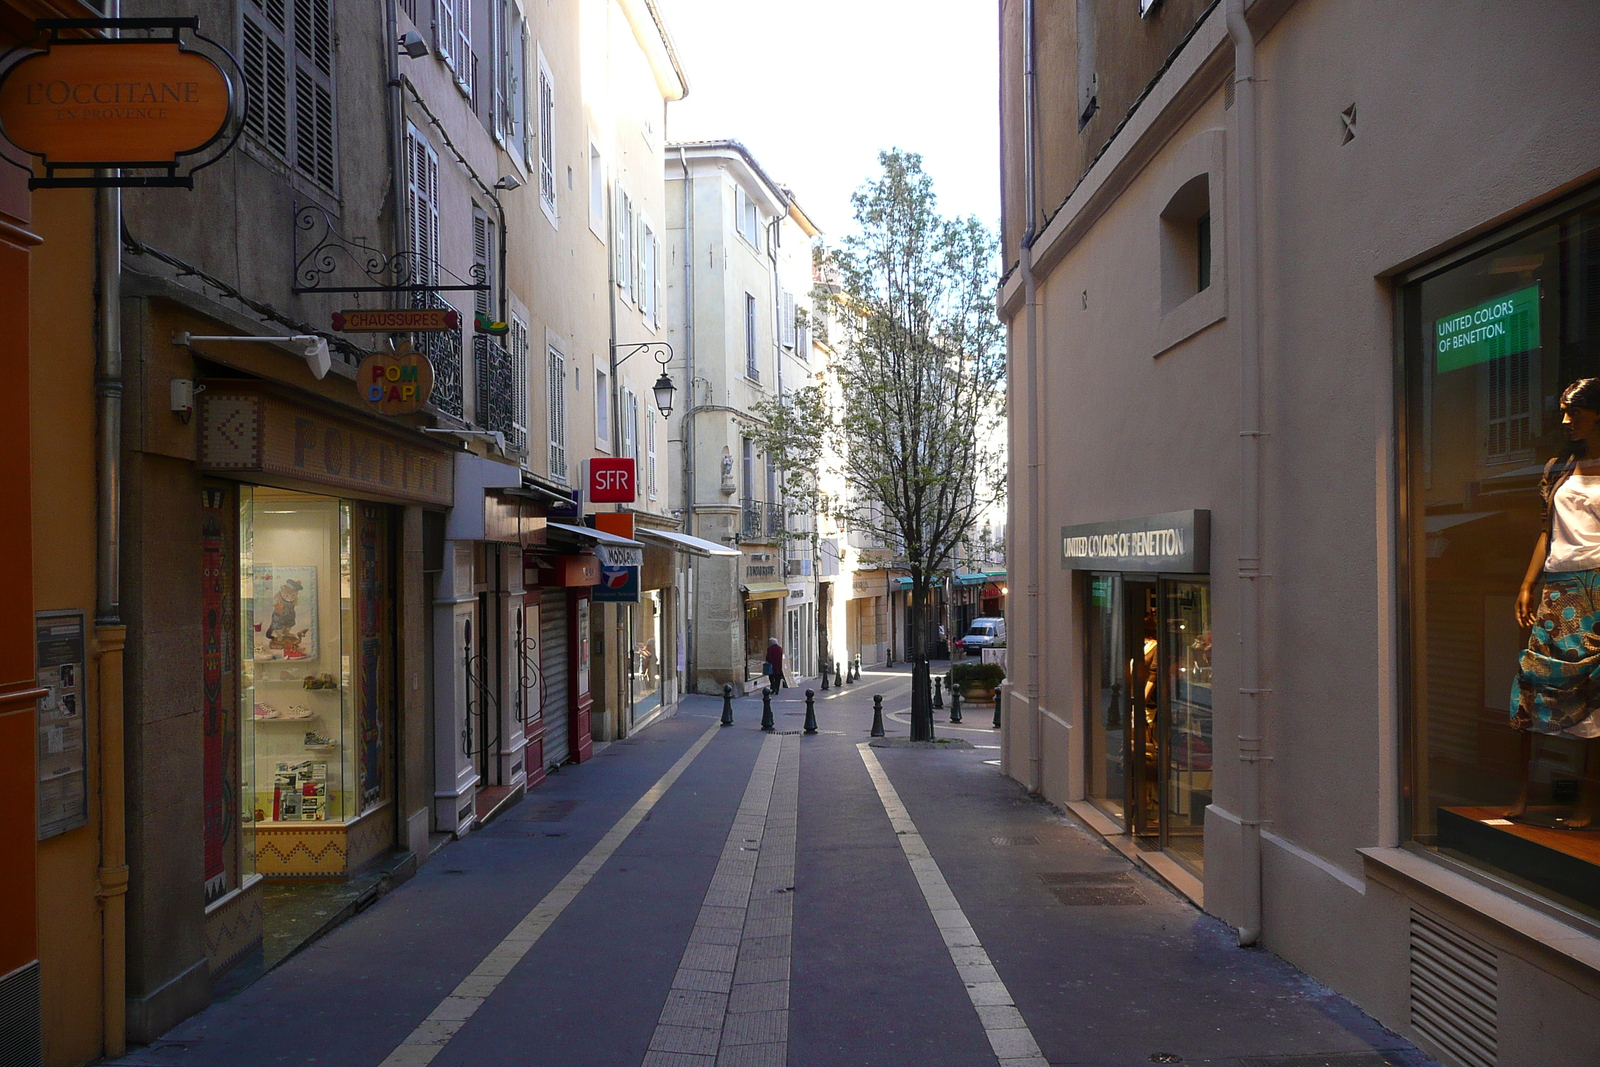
909, 569, 934, 741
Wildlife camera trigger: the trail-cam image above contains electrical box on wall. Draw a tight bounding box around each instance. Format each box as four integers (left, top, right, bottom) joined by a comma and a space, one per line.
171, 378, 200, 423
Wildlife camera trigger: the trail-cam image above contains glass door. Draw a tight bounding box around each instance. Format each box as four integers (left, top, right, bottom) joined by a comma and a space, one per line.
1127, 580, 1162, 836
1085, 574, 1128, 824
1160, 579, 1212, 872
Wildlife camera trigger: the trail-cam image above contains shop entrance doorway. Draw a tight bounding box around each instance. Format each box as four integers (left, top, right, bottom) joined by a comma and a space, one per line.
1084, 573, 1213, 873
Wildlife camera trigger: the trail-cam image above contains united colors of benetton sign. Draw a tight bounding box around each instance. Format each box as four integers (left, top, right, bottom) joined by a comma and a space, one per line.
1060, 510, 1210, 574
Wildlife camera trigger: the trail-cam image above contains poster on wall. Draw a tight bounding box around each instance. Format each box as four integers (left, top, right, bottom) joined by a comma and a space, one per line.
593, 564, 640, 603
35, 610, 87, 839
272, 760, 328, 821
576, 597, 591, 698
253, 565, 318, 661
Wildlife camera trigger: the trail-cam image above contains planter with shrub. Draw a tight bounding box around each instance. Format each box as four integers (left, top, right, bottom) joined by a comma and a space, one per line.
951, 662, 1005, 702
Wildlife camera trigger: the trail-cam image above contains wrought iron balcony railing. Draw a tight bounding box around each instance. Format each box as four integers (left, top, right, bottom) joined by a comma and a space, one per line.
739, 501, 787, 541
412, 292, 462, 419
473, 334, 526, 454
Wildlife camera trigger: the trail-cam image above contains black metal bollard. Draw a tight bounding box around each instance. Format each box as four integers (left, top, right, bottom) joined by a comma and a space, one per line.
933, 676, 943, 709
820, 663, 829, 691
803, 690, 818, 735
886, 647, 894, 668
870, 694, 886, 737
992, 688, 1002, 729
761, 687, 775, 731
834, 662, 843, 688
950, 684, 963, 723
721, 683, 734, 726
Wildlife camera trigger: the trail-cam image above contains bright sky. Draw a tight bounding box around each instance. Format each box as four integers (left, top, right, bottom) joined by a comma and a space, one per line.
655, 0, 1001, 242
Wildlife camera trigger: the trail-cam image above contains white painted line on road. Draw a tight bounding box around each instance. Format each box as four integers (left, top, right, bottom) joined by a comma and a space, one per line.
378, 722, 724, 1067
858, 743, 1048, 1067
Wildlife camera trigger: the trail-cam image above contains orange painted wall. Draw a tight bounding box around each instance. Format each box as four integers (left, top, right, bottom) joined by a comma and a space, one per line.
29, 187, 105, 1067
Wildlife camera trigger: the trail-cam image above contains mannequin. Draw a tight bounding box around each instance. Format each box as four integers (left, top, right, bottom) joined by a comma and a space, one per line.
1510, 378, 1600, 827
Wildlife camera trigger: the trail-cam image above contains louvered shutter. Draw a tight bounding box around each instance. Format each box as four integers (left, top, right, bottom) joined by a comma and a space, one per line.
653, 235, 663, 328
547, 346, 567, 481
457, 0, 473, 83
435, 0, 455, 64
782, 291, 796, 348
510, 317, 529, 447
242, 6, 289, 158
473, 211, 493, 316
538, 59, 555, 214
406, 129, 440, 286
614, 189, 627, 287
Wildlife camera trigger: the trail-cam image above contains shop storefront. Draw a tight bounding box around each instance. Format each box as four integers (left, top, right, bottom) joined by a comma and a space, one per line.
1402, 189, 1600, 921
848, 570, 889, 668
743, 548, 787, 683
1067, 511, 1211, 874
524, 548, 598, 772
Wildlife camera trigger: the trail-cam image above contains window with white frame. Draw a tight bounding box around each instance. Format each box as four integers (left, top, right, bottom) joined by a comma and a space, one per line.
457, 0, 474, 98
745, 292, 759, 380
588, 142, 604, 238
242, 0, 335, 189
781, 290, 796, 348
435, 0, 456, 65
595, 368, 610, 446
621, 388, 639, 460
537, 48, 556, 222
404, 126, 440, 284
617, 192, 635, 303
641, 220, 657, 325
795, 312, 809, 361
499, 1, 524, 146
547, 342, 567, 482
652, 229, 662, 328
646, 407, 657, 500
509, 315, 530, 452
734, 185, 761, 250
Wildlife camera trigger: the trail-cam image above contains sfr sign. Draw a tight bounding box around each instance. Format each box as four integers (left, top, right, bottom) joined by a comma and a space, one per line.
586, 457, 636, 503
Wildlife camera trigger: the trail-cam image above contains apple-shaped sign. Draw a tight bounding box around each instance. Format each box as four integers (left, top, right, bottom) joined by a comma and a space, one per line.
356, 341, 434, 416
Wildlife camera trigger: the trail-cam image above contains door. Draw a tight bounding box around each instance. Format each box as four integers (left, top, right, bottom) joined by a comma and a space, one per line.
1125, 579, 1161, 837
1084, 574, 1128, 825
540, 595, 570, 768
1160, 580, 1212, 871
518, 596, 544, 789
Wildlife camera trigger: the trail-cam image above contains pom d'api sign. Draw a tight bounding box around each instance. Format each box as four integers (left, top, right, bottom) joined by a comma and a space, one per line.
0, 17, 242, 189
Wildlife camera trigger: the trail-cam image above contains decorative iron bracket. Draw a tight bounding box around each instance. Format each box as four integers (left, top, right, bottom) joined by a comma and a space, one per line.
293, 203, 489, 294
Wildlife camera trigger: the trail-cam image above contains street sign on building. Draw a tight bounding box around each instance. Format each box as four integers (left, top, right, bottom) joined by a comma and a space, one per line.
333, 309, 460, 332
585, 458, 636, 503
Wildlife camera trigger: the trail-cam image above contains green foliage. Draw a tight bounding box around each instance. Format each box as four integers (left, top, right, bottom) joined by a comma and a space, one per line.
951, 662, 1005, 690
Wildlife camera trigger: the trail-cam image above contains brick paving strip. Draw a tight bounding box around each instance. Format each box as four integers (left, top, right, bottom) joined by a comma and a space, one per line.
857, 743, 1048, 1067
377, 722, 725, 1067
644, 731, 800, 1067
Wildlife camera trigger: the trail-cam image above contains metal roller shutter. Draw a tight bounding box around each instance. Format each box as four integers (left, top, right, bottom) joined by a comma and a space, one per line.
541, 595, 570, 768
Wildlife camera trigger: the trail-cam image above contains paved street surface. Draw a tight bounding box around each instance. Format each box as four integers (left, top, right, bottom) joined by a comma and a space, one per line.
113, 671, 1438, 1067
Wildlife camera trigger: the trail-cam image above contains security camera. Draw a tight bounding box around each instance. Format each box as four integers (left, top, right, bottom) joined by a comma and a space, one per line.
399, 31, 429, 59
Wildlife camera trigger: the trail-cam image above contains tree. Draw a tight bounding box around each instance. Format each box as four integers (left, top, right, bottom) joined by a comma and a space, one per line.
754, 150, 1005, 740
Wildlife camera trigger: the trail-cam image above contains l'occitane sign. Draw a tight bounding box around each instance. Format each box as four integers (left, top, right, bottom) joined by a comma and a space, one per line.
0, 40, 231, 166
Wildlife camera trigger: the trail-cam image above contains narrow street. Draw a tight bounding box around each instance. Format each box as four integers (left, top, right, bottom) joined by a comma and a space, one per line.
114, 674, 1436, 1067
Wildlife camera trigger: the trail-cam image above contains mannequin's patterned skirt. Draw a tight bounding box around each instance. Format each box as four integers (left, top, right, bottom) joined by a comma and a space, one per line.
1511, 568, 1600, 738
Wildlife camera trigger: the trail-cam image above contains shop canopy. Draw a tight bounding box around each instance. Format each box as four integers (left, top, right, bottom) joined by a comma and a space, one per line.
637, 527, 741, 557
546, 521, 645, 549
741, 582, 790, 601
954, 573, 990, 586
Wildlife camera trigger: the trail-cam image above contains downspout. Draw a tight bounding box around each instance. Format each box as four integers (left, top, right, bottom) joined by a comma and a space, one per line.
1020, 0, 1043, 793
678, 146, 696, 690
385, 0, 406, 299
1226, 0, 1264, 948
94, 8, 127, 1057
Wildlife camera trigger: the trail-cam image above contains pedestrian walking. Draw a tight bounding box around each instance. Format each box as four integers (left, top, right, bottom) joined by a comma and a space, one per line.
764, 638, 789, 689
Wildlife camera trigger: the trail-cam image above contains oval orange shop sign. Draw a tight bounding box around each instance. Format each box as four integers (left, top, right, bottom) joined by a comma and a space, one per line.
0, 38, 232, 167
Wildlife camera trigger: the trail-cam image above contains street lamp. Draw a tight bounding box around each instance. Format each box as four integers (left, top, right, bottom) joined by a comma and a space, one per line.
612, 340, 676, 416
652, 370, 676, 417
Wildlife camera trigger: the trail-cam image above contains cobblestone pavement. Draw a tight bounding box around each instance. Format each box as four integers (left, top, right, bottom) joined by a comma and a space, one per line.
112, 670, 1439, 1067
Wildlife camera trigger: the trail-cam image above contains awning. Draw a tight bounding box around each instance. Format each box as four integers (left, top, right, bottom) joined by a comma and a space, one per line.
546, 521, 645, 549
955, 573, 989, 587
741, 582, 789, 601
891, 577, 912, 591
638, 527, 741, 557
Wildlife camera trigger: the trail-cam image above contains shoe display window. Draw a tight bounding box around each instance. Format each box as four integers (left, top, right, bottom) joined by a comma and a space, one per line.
240, 487, 356, 829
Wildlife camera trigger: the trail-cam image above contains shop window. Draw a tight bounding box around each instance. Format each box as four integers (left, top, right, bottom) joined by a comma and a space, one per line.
1160, 175, 1211, 314
240, 488, 391, 839
1403, 192, 1600, 921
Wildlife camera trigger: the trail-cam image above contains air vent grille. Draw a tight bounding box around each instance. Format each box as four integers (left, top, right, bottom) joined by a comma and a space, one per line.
0, 959, 41, 1067
1409, 909, 1497, 1067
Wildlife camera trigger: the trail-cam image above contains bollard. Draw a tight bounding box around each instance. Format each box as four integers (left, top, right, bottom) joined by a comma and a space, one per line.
803, 690, 818, 734
886, 648, 894, 668
820, 663, 830, 691
761, 687, 775, 731
834, 662, 843, 688
721, 683, 734, 727
933, 676, 943, 709
993, 688, 1002, 729
950, 684, 963, 724
870, 694, 886, 737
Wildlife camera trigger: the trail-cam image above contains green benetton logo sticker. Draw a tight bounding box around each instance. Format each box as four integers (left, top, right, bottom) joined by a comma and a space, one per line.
1435, 284, 1540, 373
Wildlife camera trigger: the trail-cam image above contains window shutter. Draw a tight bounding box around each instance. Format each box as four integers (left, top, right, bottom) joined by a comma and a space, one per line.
243, 10, 289, 158
406, 129, 440, 286
473, 211, 493, 316
548, 346, 566, 481
538, 60, 556, 213
519, 24, 531, 165
782, 291, 796, 348
652, 234, 663, 328
457, 0, 473, 83
646, 407, 657, 498
435, 0, 455, 64
510, 316, 529, 447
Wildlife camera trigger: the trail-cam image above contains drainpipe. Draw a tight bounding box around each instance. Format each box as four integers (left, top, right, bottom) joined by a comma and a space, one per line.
1226, 0, 1264, 949
94, 10, 127, 1057
678, 146, 697, 690
1020, 0, 1043, 794
385, 0, 406, 293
